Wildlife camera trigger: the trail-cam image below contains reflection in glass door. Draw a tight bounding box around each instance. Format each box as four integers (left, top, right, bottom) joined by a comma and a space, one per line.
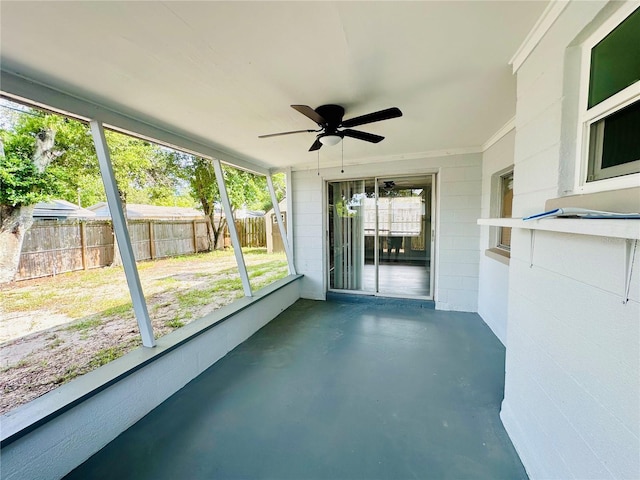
328, 180, 375, 291
376, 176, 432, 297
328, 175, 434, 298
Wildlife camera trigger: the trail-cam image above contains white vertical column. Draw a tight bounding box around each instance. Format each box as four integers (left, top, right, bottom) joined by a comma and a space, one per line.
89, 120, 155, 347
266, 173, 296, 275
285, 167, 295, 256
213, 159, 252, 297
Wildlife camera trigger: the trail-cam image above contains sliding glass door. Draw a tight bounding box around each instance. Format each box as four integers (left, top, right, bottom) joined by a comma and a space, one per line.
328, 175, 434, 298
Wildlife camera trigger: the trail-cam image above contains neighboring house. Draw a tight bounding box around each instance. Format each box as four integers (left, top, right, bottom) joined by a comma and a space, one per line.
1, 2, 638, 480
86, 202, 205, 220
33, 199, 96, 221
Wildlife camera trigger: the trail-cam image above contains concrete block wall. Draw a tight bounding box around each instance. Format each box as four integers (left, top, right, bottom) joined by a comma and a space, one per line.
502, 1, 640, 478
478, 129, 515, 345
291, 153, 482, 312
437, 159, 482, 311
290, 172, 325, 300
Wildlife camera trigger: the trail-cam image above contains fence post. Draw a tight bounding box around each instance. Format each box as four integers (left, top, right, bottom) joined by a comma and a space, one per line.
193, 219, 198, 254
149, 221, 155, 260
80, 221, 88, 270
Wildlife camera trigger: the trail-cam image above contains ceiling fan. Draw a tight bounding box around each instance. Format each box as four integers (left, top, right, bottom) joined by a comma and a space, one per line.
259, 104, 403, 152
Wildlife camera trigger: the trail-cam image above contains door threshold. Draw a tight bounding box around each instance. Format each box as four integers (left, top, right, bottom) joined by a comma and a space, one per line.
327, 291, 435, 309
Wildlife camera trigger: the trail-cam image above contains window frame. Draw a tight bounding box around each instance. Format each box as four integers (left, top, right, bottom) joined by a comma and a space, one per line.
574, 3, 640, 194
497, 170, 513, 252
487, 166, 514, 262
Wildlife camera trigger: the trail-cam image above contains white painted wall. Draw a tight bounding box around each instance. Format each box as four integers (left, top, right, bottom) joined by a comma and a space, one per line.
292, 153, 482, 312
502, 2, 640, 478
0, 279, 301, 480
478, 129, 515, 346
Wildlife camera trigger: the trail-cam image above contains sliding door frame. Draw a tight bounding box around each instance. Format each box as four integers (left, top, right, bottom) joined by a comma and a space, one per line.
325, 173, 437, 300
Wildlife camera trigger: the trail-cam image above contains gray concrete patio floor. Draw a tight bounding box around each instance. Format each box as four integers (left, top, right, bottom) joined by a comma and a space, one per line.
65, 296, 526, 480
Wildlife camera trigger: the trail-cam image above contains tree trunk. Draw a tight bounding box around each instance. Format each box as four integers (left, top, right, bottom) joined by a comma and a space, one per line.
211, 215, 227, 250
204, 216, 214, 251
0, 205, 35, 283
0, 130, 56, 284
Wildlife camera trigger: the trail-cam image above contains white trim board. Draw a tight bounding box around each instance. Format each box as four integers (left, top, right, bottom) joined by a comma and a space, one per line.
509, 0, 571, 74
289, 147, 483, 172
482, 117, 515, 152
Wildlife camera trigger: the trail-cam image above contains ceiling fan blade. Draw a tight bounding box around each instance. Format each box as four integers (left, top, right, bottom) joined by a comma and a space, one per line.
291, 105, 326, 125
341, 107, 403, 128
309, 138, 322, 151
342, 129, 385, 143
259, 129, 317, 139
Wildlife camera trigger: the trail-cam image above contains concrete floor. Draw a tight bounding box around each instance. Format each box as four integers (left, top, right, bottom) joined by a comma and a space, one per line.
65, 297, 526, 480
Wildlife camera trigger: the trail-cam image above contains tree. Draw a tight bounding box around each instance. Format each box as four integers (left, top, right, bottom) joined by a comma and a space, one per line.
0, 125, 59, 283
182, 156, 285, 250
0, 106, 188, 278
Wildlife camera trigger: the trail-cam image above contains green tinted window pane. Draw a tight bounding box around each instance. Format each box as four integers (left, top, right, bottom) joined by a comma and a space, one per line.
588, 8, 640, 109
601, 100, 640, 168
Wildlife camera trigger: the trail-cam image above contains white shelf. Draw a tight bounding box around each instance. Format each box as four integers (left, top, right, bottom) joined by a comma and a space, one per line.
478, 217, 640, 240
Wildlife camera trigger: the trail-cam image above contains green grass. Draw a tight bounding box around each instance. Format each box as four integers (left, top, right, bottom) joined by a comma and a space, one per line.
153, 276, 179, 287
88, 346, 128, 369
65, 318, 102, 332
1, 290, 59, 311
61, 268, 121, 289
194, 272, 212, 279
99, 303, 134, 318
247, 260, 288, 278
176, 277, 244, 308
5, 248, 289, 337
54, 366, 79, 384
48, 337, 63, 349
165, 319, 185, 329
136, 261, 156, 271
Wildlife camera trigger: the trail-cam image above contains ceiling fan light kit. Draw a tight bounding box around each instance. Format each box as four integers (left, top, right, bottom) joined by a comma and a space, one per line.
259, 104, 402, 152
319, 134, 342, 146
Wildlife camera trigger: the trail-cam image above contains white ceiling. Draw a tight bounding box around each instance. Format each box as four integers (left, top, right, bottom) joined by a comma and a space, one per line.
0, 1, 547, 172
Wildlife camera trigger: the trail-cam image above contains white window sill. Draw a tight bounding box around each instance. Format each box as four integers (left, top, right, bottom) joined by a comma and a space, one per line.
485, 248, 510, 265
477, 218, 640, 240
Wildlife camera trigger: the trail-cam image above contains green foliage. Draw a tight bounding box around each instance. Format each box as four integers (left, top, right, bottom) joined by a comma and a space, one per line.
1, 105, 188, 209
0, 148, 61, 206
1, 102, 285, 217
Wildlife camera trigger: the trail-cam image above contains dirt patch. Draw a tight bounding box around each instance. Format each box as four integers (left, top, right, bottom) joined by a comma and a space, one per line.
0, 249, 288, 414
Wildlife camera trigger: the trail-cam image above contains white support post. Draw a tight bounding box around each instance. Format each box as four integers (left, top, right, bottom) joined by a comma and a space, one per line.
213, 159, 252, 297
285, 167, 295, 257
89, 121, 156, 347
267, 173, 296, 275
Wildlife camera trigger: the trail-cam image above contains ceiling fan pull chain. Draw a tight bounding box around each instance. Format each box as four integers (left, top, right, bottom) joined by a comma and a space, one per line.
317, 149, 320, 176
341, 140, 344, 174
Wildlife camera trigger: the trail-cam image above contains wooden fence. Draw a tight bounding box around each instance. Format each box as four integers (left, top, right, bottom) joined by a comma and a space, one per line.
225, 217, 267, 250
16, 217, 266, 281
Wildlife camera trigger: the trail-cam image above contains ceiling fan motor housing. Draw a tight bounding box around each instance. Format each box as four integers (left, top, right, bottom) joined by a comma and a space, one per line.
315, 104, 345, 132
259, 103, 401, 151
